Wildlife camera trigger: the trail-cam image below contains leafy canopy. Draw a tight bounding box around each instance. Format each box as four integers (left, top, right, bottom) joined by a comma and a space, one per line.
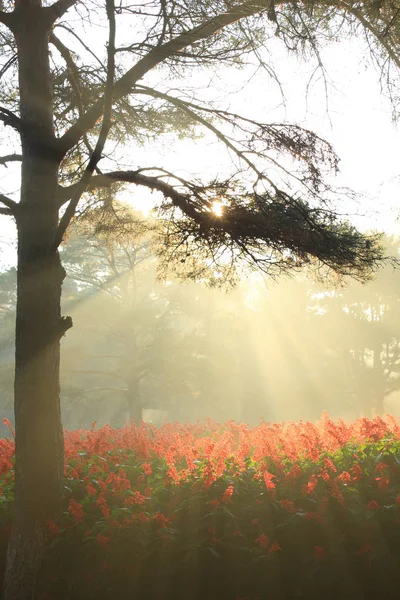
1, 0, 400, 281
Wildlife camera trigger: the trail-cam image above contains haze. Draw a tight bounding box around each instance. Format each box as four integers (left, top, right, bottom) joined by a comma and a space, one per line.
1, 30, 400, 432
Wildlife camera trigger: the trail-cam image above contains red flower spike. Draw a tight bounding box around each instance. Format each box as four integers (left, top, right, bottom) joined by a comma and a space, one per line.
97, 533, 110, 549
255, 533, 268, 549
263, 471, 276, 490
68, 499, 84, 523
142, 462, 152, 476
356, 542, 372, 556
47, 519, 59, 537
280, 499, 296, 513
268, 540, 282, 556
222, 484, 234, 504
315, 546, 326, 560
153, 512, 169, 528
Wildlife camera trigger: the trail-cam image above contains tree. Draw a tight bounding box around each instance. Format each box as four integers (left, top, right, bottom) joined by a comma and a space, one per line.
59, 223, 208, 425
312, 237, 400, 416
0, 0, 399, 598
57, 224, 257, 425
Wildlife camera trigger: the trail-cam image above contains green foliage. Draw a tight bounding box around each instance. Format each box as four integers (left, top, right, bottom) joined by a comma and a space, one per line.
0, 417, 400, 599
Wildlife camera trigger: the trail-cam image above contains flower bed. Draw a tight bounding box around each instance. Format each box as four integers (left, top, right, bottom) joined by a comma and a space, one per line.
2, 414, 400, 599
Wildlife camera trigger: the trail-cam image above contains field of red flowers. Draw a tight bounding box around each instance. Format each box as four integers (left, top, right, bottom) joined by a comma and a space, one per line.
2, 413, 400, 599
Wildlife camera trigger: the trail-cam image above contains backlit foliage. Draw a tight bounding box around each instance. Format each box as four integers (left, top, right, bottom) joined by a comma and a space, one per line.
1, 415, 400, 598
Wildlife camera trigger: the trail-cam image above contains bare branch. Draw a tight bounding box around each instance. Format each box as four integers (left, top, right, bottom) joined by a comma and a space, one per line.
0, 106, 21, 132
59, 1, 269, 153
79, 387, 128, 395
53, 0, 116, 249
50, 33, 82, 98
0, 207, 12, 216
59, 169, 202, 221
46, 0, 78, 24
0, 154, 22, 167
0, 193, 18, 214
133, 86, 267, 182
68, 369, 127, 382
50, 32, 100, 168
0, 53, 17, 81
54, 24, 106, 70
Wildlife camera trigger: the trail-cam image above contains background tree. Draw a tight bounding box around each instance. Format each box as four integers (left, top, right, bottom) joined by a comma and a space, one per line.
312, 237, 400, 416
0, 0, 400, 598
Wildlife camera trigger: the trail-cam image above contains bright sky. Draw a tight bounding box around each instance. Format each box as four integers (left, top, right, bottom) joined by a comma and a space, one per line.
0, 33, 399, 268
117, 36, 400, 232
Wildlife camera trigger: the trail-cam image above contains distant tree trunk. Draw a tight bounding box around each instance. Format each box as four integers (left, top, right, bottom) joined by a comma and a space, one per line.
375, 389, 385, 416
127, 376, 142, 423
2, 10, 70, 600
124, 317, 142, 422
372, 344, 385, 416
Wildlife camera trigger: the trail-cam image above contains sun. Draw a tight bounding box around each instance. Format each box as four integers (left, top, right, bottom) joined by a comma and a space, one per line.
211, 201, 224, 217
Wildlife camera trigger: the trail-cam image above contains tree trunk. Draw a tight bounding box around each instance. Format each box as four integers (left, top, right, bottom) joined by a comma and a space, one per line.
374, 389, 385, 416
372, 344, 384, 416
127, 376, 142, 423
3, 7, 70, 599
3, 241, 67, 600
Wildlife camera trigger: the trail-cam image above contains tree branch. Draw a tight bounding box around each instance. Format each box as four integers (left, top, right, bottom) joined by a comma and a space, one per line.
59, 168, 386, 282
46, 0, 78, 24
0, 207, 12, 216
54, 23, 106, 70
59, 0, 269, 154
58, 169, 203, 222
50, 33, 82, 99
50, 33, 101, 169
0, 54, 18, 81
133, 86, 270, 183
342, 1, 400, 70
68, 369, 128, 382
53, 0, 116, 249
0, 193, 18, 215
0, 154, 22, 167
0, 106, 21, 132
79, 387, 128, 395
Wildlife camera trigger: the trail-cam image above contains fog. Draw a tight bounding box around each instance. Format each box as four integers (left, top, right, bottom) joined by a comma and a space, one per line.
1, 221, 400, 431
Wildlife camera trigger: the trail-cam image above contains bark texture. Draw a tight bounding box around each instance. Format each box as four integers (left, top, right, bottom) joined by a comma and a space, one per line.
2, 6, 69, 599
